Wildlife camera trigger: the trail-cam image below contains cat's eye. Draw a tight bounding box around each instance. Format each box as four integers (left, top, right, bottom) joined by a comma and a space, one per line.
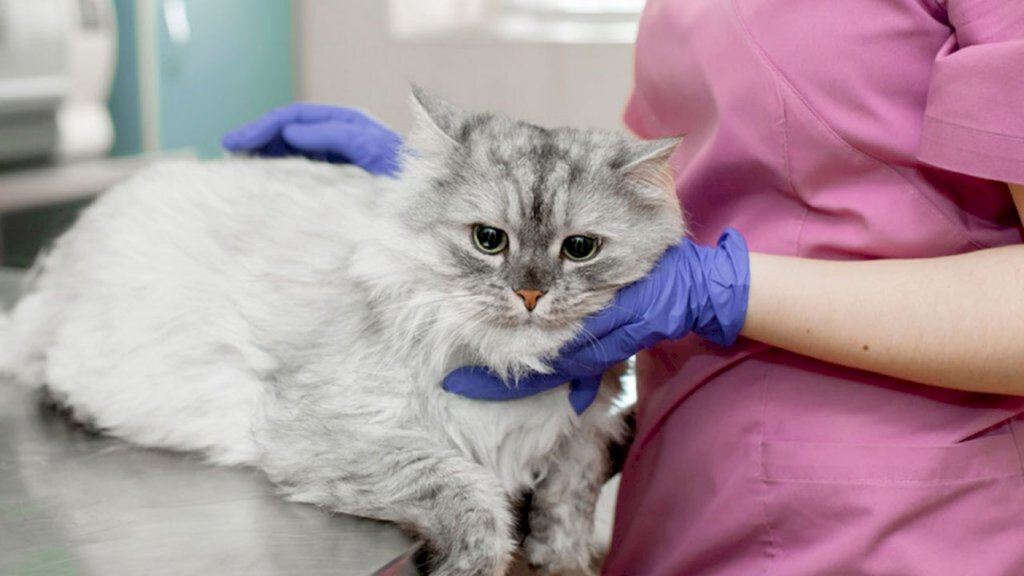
561, 235, 600, 262
472, 225, 508, 255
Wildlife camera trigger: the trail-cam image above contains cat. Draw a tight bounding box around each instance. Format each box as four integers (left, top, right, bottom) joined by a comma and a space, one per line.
0, 88, 684, 575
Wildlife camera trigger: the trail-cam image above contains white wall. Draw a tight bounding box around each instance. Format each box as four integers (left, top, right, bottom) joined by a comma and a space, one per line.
294, 0, 637, 134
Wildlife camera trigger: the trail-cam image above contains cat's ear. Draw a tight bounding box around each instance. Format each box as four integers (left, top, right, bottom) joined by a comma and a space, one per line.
407, 85, 465, 154
622, 137, 680, 171
620, 137, 681, 196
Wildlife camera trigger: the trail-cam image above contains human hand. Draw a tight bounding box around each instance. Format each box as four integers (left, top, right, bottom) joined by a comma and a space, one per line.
442, 229, 750, 414
221, 103, 403, 176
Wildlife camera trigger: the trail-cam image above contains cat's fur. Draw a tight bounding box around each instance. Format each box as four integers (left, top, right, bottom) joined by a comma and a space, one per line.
0, 89, 683, 575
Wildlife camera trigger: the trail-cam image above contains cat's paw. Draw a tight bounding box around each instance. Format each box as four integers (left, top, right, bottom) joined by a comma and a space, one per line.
422, 507, 515, 576
426, 548, 513, 576
523, 533, 596, 576
417, 545, 512, 576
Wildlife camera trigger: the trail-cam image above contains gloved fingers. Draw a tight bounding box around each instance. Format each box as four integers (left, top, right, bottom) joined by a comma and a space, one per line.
571, 243, 689, 346
222, 112, 293, 151
344, 130, 403, 176
257, 137, 295, 158
569, 376, 603, 415
442, 367, 570, 401
275, 103, 372, 124
575, 303, 635, 346
556, 323, 648, 376
223, 125, 278, 152
283, 123, 402, 176
281, 122, 359, 157
222, 104, 372, 152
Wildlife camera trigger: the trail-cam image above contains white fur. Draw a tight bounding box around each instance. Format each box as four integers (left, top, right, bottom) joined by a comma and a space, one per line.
0, 90, 686, 573
1, 158, 607, 491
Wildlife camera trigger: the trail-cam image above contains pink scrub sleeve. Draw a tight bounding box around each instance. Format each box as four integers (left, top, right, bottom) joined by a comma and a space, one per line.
918, 0, 1024, 184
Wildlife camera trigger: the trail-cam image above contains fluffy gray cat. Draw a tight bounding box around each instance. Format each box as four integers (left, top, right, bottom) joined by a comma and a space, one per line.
0, 89, 683, 575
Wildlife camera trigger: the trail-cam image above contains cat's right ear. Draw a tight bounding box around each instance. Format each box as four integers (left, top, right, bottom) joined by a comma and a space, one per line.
619, 137, 681, 203
407, 85, 464, 156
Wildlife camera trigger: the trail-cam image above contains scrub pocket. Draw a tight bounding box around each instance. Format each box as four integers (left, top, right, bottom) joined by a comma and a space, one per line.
760, 425, 1024, 575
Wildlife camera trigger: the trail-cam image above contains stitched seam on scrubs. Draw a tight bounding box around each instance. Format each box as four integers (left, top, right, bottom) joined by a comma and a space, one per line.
630, 350, 767, 454
1008, 419, 1024, 483
780, 86, 811, 256
924, 115, 1024, 142
756, 360, 781, 573
915, 0, 949, 23
729, 0, 987, 252
762, 474, 1021, 485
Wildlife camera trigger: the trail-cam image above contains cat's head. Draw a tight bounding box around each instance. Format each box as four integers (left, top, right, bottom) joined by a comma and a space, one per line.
374, 87, 685, 378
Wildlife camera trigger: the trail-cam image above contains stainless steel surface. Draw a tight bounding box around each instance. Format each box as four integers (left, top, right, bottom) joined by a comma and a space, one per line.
0, 269, 419, 576
371, 544, 422, 576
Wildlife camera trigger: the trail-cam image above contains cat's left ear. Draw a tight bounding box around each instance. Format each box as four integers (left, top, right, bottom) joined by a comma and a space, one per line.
406, 85, 467, 156
620, 137, 681, 197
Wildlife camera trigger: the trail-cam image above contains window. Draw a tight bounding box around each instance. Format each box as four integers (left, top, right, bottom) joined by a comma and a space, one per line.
500, 0, 646, 16
389, 0, 642, 43
495, 0, 642, 42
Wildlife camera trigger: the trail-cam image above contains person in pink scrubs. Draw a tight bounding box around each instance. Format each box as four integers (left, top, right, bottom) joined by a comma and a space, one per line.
226, 0, 1024, 571
603, 0, 1024, 573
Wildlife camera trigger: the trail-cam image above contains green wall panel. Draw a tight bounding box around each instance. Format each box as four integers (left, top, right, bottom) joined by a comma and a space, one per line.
155, 0, 295, 158
109, 0, 143, 157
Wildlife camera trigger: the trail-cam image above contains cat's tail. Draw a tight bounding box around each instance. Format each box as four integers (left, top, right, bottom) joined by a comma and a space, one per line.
0, 285, 57, 388
0, 309, 11, 374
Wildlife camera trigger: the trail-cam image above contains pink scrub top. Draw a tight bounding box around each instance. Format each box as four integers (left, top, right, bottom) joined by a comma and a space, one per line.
606, 0, 1024, 574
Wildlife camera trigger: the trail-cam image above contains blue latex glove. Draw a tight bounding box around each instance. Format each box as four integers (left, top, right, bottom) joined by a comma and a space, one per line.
443, 229, 750, 414
221, 103, 403, 177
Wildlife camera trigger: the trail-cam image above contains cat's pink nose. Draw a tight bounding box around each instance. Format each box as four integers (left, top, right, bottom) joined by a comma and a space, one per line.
514, 289, 545, 312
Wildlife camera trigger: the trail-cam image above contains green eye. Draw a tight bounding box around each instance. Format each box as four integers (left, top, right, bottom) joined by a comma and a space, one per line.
473, 225, 508, 255
561, 235, 600, 262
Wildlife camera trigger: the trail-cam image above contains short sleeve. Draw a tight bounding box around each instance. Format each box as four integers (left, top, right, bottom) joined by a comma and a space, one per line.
623, 89, 663, 140
916, 0, 1024, 184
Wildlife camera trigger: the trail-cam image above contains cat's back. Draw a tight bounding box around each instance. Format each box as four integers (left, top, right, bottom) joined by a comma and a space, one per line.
89, 157, 378, 248
40, 158, 380, 288
1, 158, 384, 463
15, 156, 384, 382
122, 157, 379, 214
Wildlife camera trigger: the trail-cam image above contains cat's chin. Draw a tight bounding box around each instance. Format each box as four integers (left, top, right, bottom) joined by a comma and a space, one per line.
463, 319, 582, 382
491, 314, 580, 331
487, 298, 605, 332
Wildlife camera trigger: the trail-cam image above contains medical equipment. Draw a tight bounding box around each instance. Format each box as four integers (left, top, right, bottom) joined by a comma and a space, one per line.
0, 0, 116, 165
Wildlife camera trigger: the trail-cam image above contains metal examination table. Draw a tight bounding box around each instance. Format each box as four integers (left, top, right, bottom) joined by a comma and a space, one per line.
0, 269, 615, 575
0, 270, 419, 576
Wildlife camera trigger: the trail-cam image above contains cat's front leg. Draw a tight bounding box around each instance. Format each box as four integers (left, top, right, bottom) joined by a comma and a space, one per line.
525, 381, 624, 575
261, 428, 516, 576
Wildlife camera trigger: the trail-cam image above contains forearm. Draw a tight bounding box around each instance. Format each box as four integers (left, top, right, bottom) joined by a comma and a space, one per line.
741, 243, 1024, 394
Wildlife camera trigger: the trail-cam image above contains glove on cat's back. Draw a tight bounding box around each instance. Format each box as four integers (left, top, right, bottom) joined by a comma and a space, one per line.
222, 103, 402, 177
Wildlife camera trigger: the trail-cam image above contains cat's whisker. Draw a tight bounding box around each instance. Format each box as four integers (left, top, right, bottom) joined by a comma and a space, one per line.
575, 327, 603, 348
367, 293, 479, 315
565, 325, 619, 369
